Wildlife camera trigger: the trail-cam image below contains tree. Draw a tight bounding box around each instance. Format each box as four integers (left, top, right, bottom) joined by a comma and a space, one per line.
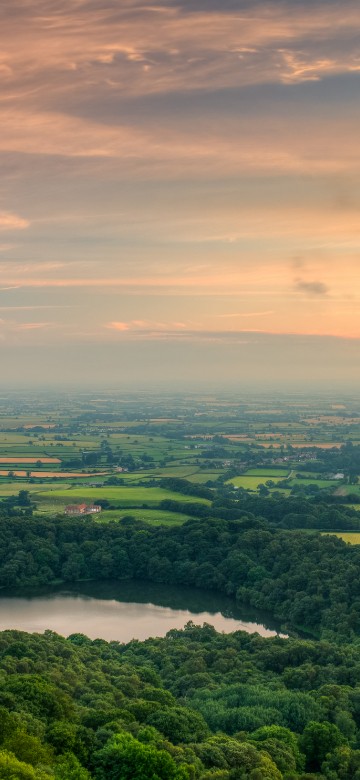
17, 491, 31, 507
55, 753, 91, 780
0, 750, 37, 780
2, 731, 52, 768
147, 706, 210, 744
94, 732, 188, 780
299, 721, 345, 772
250, 726, 305, 772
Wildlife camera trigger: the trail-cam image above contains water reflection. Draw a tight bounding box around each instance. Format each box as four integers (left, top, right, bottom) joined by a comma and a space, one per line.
0, 580, 287, 642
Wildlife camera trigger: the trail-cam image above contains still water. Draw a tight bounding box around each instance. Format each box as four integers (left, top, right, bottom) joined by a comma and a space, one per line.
0, 581, 287, 642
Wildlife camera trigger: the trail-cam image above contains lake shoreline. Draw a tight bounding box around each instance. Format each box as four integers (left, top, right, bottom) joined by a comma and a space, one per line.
0, 578, 290, 642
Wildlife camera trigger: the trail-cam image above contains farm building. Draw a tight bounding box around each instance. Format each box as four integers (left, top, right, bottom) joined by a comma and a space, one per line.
65, 503, 102, 516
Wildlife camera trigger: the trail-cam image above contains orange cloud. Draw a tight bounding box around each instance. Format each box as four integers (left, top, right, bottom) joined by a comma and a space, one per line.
0, 212, 29, 231
16, 322, 49, 330
106, 319, 191, 333
0, 106, 358, 179
107, 321, 130, 331
0, 0, 358, 350
0, 1, 358, 179
1, 0, 359, 101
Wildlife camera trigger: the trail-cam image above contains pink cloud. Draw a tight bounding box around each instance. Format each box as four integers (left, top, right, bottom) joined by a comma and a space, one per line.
16, 322, 49, 330
107, 321, 130, 331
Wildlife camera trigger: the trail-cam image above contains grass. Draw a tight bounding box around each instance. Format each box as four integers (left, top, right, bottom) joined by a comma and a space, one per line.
35, 486, 211, 510
0, 482, 73, 496
227, 475, 285, 490
287, 478, 336, 488
184, 471, 223, 484
35, 506, 190, 526
245, 468, 290, 477
335, 484, 360, 496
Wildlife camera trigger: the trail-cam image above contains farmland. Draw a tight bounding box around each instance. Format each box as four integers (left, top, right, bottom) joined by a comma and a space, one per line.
34, 486, 210, 513
0, 390, 359, 527
326, 532, 360, 544
227, 474, 286, 490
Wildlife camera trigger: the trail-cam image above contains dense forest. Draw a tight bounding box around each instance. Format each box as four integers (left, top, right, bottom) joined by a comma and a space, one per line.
1, 624, 360, 778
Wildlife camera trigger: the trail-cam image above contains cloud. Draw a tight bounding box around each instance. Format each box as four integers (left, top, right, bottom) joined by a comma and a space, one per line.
0, 213, 29, 231
0, 0, 358, 354
16, 322, 49, 330
1, 0, 359, 106
217, 310, 274, 318
294, 278, 329, 296
0, 0, 359, 177
0, 245, 17, 253
0, 317, 52, 343
106, 319, 189, 333
2, 107, 359, 178
107, 321, 130, 331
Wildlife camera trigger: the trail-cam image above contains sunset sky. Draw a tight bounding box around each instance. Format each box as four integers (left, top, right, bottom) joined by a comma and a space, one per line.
0, 0, 359, 387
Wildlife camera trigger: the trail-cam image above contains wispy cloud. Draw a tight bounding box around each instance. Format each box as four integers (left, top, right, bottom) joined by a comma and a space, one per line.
216, 310, 274, 318
1, 0, 359, 103
0, 0, 358, 359
16, 322, 49, 330
0, 1, 359, 177
106, 319, 188, 332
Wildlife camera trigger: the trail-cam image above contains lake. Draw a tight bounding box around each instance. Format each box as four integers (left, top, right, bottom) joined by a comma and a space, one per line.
0, 580, 287, 642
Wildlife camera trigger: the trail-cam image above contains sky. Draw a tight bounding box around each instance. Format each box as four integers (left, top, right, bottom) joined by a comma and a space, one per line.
0, 0, 359, 388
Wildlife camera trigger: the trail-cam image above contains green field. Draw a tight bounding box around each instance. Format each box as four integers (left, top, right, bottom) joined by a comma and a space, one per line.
244, 468, 290, 477
183, 470, 223, 483
35, 486, 210, 512
335, 484, 360, 497
0, 482, 73, 496
112, 509, 191, 526
35, 506, 191, 526
287, 478, 335, 489
227, 475, 285, 490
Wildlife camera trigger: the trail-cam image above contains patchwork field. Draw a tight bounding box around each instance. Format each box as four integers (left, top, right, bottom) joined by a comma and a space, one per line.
0, 391, 358, 524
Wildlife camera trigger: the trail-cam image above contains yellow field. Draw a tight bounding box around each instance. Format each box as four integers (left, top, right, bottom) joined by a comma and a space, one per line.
325, 533, 360, 545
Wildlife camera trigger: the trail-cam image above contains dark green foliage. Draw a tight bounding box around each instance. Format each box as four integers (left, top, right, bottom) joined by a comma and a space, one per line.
299, 722, 345, 773
0, 617, 359, 777
0, 512, 360, 640
147, 706, 210, 744
94, 732, 188, 780
159, 479, 213, 501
